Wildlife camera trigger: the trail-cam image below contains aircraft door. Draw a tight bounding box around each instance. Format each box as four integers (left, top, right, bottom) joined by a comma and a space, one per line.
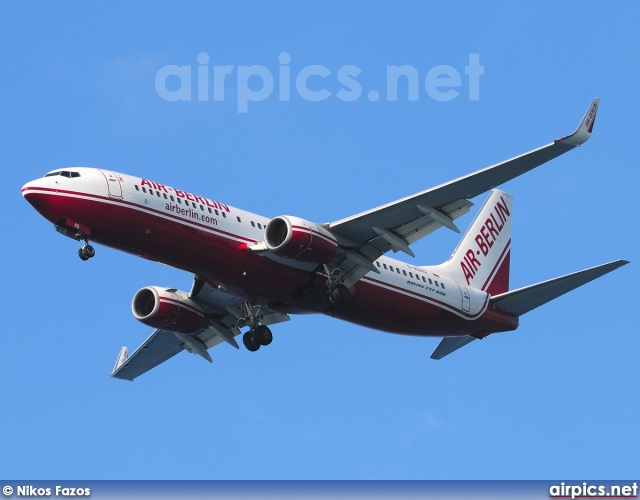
99, 170, 123, 199
457, 283, 471, 313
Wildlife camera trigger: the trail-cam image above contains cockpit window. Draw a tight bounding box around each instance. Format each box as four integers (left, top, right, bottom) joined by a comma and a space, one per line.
44, 171, 80, 178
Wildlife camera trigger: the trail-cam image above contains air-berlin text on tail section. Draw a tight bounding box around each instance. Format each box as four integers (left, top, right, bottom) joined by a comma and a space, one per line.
586, 101, 598, 133
140, 179, 230, 212
460, 195, 511, 285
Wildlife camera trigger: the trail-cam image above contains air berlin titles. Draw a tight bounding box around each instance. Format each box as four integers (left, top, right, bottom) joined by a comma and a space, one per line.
460, 195, 510, 285
140, 179, 230, 212
585, 101, 598, 133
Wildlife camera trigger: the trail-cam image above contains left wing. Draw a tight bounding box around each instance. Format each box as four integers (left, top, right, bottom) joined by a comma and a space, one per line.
110, 276, 289, 381
328, 99, 599, 286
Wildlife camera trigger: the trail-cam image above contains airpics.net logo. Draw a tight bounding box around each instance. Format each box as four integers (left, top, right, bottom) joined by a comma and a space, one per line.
155, 52, 484, 113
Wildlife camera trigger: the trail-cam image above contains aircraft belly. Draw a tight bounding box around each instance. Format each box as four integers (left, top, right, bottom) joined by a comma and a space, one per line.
327, 278, 515, 337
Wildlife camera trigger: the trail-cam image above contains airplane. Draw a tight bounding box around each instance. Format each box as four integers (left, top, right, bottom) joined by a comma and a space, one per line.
22, 98, 628, 381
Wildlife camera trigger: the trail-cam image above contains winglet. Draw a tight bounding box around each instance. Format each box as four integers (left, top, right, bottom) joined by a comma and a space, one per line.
110, 347, 129, 377
557, 98, 599, 146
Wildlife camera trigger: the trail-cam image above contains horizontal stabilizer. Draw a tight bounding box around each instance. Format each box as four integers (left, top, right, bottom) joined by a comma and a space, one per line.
491, 260, 629, 316
430, 335, 476, 360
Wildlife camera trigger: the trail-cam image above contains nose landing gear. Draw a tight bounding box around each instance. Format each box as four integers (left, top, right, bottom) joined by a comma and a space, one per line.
78, 240, 96, 261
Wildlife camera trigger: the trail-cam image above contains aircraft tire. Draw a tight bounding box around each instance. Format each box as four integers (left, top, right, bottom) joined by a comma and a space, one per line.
330, 284, 351, 304
254, 325, 273, 346
243, 331, 260, 352
78, 248, 89, 261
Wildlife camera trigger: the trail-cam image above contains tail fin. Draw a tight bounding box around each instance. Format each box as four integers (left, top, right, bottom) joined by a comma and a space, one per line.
431, 189, 512, 295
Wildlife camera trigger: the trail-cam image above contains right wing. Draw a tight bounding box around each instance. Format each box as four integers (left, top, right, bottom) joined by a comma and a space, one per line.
328, 99, 599, 287
110, 276, 289, 381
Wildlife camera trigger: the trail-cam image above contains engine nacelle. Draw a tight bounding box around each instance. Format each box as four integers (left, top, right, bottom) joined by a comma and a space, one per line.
132, 286, 208, 335
265, 215, 339, 264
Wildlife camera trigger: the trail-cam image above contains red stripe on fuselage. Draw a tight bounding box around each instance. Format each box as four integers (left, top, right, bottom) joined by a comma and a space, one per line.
23, 187, 255, 243
26, 185, 519, 337
361, 275, 489, 320
480, 239, 511, 293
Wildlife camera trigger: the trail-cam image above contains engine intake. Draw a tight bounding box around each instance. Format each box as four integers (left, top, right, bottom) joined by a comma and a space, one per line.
265, 216, 338, 264
132, 286, 207, 335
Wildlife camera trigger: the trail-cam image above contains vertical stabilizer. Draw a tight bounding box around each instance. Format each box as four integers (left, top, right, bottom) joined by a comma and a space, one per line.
431, 189, 512, 295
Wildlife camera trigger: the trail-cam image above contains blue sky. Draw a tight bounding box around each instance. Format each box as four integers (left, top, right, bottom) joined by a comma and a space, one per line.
2, 2, 638, 480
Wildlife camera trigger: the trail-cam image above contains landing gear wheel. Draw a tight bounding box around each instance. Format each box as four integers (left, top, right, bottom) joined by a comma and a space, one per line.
243, 331, 260, 352
329, 284, 351, 305
78, 243, 95, 261
253, 325, 273, 346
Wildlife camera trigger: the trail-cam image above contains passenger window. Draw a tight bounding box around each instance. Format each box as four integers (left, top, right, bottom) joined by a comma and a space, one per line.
135, 185, 139, 191
376, 261, 380, 267
215, 210, 219, 216
156, 192, 161, 197
200, 205, 204, 211
170, 195, 174, 201
383, 264, 387, 270
409, 272, 413, 278
435, 280, 439, 287
237, 216, 241, 223
142, 187, 147, 193
421, 276, 426, 282
208, 207, 212, 213
177, 198, 182, 204
429, 278, 433, 285
192, 202, 196, 208
163, 193, 167, 199
251, 221, 255, 227
396, 268, 401, 274
402, 270, 407, 276
222, 212, 226, 218
441, 283, 445, 289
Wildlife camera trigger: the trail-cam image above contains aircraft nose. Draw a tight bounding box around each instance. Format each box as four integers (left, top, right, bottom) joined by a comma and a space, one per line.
22, 180, 49, 211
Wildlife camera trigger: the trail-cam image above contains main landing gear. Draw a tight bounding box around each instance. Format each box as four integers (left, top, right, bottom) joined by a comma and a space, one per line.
78, 240, 95, 261
242, 324, 273, 352
239, 303, 274, 353
316, 265, 352, 305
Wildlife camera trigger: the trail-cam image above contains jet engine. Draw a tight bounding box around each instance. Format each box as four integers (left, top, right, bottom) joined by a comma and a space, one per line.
132, 286, 208, 334
265, 215, 339, 264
